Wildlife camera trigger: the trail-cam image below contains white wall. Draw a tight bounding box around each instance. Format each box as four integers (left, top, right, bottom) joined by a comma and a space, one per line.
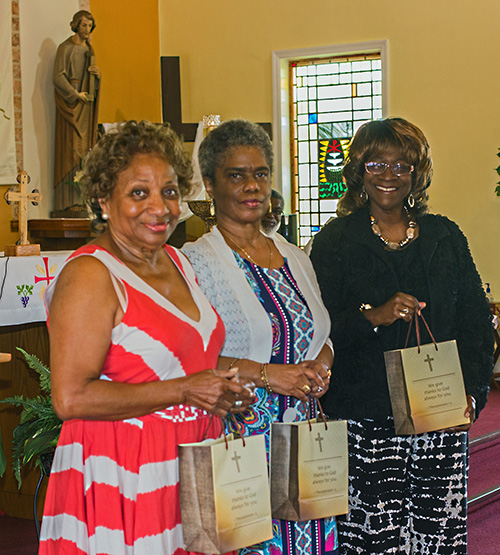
19, 0, 81, 218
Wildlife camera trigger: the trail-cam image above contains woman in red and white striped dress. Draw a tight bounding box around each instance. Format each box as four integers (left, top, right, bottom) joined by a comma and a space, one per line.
39, 121, 254, 555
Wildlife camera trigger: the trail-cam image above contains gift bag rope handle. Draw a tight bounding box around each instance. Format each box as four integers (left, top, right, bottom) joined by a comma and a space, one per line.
201, 412, 247, 449
404, 311, 438, 354
305, 397, 329, 431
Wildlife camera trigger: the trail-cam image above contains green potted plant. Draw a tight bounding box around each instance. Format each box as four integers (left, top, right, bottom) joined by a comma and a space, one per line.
0, 348, 62, 487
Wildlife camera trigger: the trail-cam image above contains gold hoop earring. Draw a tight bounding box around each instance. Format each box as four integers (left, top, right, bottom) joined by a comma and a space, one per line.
407, 193, 415, 208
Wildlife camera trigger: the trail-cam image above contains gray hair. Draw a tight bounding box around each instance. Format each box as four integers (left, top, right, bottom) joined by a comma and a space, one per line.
198, 119, 274, 184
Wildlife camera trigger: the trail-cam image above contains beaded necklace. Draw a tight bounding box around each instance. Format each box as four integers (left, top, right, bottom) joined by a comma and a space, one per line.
370, 208, 417, 250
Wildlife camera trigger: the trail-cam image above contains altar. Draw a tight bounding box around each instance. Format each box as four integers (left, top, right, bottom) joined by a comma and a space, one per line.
0, 251, 71, 326
0, 251, 71, 519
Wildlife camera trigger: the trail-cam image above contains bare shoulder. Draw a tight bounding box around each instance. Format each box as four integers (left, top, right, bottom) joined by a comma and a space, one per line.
56, 254, 113, 289
49, 254, 117, 315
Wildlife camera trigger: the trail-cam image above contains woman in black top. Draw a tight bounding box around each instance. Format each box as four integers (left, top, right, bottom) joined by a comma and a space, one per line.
310, 117, 493, 555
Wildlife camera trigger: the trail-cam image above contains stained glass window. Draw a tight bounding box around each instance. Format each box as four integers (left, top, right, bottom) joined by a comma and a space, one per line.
290, 53, 383, 246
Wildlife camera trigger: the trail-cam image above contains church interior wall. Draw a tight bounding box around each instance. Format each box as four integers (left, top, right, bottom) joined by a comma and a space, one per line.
0, 0, 160, 249
2, 0, 499, 295
158, 0, 500, 294
91, 0, 161, 125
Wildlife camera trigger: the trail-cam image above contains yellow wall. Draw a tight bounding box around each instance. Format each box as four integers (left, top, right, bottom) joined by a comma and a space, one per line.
159, 0, 500, 294
91, 0, 161, 123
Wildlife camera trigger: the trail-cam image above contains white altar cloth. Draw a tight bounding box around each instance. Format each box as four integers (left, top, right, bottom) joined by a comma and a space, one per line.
0, 251, 72, 326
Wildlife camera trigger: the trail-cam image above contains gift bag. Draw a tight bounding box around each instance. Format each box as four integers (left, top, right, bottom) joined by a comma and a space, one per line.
179, 431, 273, 554
270, 403, 348, 521
385, 312, 469, 435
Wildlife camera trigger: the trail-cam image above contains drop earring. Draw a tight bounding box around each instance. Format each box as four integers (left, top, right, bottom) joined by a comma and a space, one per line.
209, 199, 215, 216
407, 193, 415, 208
360, 187, 368, 203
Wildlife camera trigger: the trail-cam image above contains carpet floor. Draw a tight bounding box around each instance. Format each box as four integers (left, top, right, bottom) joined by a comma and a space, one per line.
468, 388, 500, 555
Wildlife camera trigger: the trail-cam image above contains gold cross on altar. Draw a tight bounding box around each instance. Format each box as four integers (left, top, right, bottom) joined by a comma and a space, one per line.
4, 171, 42, 256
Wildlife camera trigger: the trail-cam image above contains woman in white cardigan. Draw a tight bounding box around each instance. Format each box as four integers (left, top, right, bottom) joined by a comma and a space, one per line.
182, 119, 338, 555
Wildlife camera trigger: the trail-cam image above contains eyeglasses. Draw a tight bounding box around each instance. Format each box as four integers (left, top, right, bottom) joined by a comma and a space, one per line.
365, 161, 414, 176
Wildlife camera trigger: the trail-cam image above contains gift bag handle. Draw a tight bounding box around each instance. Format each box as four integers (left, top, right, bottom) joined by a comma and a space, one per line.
202, 414, 246, 449
404, 311, 438, 353
305, 397, 329, 431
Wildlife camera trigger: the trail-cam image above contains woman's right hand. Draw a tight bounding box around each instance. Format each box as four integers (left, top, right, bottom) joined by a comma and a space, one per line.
183, 367, 255, 417
362, 292, 426, 328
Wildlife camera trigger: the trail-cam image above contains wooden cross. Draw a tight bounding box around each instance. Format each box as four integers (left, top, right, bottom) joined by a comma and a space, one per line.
4, 171, 42, 256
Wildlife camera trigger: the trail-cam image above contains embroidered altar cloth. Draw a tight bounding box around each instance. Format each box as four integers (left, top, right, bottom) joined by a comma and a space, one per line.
0, 251, 72, 326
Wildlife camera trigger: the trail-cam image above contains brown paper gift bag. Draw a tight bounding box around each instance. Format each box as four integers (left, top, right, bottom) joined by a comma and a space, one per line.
179, 432, 273, 554
270, 405, 348, 521
385, 313, 469, 435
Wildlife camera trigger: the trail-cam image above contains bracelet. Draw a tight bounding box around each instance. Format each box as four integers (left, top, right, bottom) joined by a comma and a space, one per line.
228, 358, 239, 370
260, 363, 273, 393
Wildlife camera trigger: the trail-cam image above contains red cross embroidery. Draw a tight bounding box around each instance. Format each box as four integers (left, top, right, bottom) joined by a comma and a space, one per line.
34, 257, 56, 287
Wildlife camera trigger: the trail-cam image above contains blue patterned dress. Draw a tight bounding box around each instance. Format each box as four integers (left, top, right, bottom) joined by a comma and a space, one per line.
227, 252, 338, 555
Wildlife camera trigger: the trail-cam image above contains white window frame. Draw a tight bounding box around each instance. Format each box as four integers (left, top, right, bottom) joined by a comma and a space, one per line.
271, 41, 389, 215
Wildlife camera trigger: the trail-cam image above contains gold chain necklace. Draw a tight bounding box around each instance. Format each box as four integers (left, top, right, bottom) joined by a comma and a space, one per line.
222, 233, 273, 267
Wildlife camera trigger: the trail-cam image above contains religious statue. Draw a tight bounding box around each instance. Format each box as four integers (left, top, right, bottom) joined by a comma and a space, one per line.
52, 10, 100, 217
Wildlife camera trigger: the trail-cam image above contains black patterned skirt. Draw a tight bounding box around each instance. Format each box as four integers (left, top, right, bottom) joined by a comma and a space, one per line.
337, 417, 468, 555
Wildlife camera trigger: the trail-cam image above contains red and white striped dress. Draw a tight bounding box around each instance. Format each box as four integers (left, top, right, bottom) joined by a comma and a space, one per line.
39, 244, 225, 555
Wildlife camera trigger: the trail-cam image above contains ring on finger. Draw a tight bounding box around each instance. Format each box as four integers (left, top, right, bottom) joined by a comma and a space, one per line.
301, 384, 311, 395
402, 307, 409, 314
317, 386, 323, 393
399, 311, 406, 318
234, 399, 243, 408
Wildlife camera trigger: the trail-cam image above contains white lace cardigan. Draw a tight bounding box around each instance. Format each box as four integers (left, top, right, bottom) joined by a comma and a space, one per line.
182, 227, 332, 363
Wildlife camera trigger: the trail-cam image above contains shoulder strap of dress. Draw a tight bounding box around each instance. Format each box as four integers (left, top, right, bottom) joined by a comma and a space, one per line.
164, 244, 198, 285
108, 272, 127, 313
63, 245, 129, 311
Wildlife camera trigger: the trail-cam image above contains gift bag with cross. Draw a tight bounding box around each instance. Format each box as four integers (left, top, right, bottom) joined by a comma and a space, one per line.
384, 312, 469, 435
270, 402, 348, 521
179, 431, 272, 553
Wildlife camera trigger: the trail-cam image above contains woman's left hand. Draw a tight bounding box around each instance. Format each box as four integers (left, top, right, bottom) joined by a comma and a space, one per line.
442, 394, 476, 432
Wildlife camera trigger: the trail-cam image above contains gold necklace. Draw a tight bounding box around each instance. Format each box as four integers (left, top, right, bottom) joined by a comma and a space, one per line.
222, 233, 273, 267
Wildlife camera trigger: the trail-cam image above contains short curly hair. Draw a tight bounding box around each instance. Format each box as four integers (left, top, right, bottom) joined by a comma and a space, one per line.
70, 10, 96, 33
338, 117, 433, 217
80, 120, 193, 223
198, 119, 274, 184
